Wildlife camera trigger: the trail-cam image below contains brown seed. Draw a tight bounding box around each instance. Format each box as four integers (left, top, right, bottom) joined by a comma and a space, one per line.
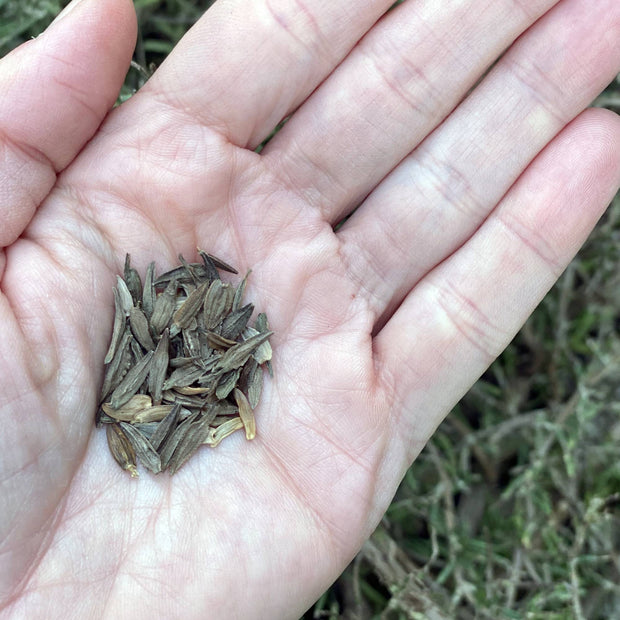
203, 280, 228, 330
232, 270, 251, 312
148, 328, 169, 405
241, 358, 263, 409
159, 410, 200, 470
149, 402, 181, 451
172, 280, 209, 329
106, 423, 139, 477
124, 254, 143, 305
142, 261, 156, 320
167, 415, 213, 474
109, 350, 154, 409
204, 330, 237, 350
234, 388, 256, 440
100, 328, 133, 402
215, 331, 273, 373
220, 303, 254, 340
162, 364, 205, 391
150, 279, 177, 335
129, 306, 156, 351
197, 248, 238, 274
155, 262, 208, 286
120, 422, 162, 474
215, 368, 242, 400
116, 275, 134, 315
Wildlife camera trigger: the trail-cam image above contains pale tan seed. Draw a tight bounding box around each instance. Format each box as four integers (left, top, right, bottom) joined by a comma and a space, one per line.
106, 423, 139, 477
234, 388, 256, 440
173, 386, 211, 395
205, 417, 244, 447
102, 394, 153, 422
133, 404, 175, 423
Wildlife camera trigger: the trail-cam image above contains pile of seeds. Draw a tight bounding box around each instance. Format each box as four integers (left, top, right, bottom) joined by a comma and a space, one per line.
97, 251, 272, 476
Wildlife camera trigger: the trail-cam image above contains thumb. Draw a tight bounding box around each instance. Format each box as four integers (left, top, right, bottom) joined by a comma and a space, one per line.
0, 0, 137, 248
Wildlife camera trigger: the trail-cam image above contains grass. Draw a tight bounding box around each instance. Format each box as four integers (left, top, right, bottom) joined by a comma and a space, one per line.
2, 2, 620, 618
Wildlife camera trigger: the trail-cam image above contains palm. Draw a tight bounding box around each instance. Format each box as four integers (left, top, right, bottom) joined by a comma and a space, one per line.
1, 0, 619, 618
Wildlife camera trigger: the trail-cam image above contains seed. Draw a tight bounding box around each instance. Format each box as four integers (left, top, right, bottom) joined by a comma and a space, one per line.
99, 250, 273, 476
106, 423, 139, 478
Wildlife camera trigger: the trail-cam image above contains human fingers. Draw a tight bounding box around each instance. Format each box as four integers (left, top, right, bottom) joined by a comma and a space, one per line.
338, 0, 620, 324
135, 0, 392, 147
261, 0, 561, 219
0, 0, 136, 248
371, 110, 620, 509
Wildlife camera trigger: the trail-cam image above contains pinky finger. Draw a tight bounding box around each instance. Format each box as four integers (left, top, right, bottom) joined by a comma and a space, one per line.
375, 108, 620, 466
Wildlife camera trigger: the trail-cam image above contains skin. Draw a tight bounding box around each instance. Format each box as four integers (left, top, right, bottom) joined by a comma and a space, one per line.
0, 0, 618, 617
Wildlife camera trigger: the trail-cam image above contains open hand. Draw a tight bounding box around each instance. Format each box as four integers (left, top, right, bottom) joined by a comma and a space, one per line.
1, 0, 618, 617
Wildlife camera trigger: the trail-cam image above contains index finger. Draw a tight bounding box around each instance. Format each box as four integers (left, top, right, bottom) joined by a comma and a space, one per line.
139, 0, 392, 148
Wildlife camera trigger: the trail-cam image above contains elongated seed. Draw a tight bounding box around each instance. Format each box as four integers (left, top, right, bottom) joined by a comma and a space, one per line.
102, 394, 153, 422
232, 270, 251, 311
149, 402, 181, 451
124, 254, 142, 304
101, 328, 133, 401
149, 328, 169, 405
106, 423, 138, 477
234, 388, 256, 440
205, 417, 244, 447
116, 276, 134, 314
221, 303, 253, 340
215, 331, 273, 373
120, 422, 162, 474
168, 416, 213, 474
172, 280, 209, 329
109, 350, 154, 409
104, 287, 126, 364
129, 307, 156, 351
150, 279, 177, 335
142, 261, 156, 320
197, 248, 238, 274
